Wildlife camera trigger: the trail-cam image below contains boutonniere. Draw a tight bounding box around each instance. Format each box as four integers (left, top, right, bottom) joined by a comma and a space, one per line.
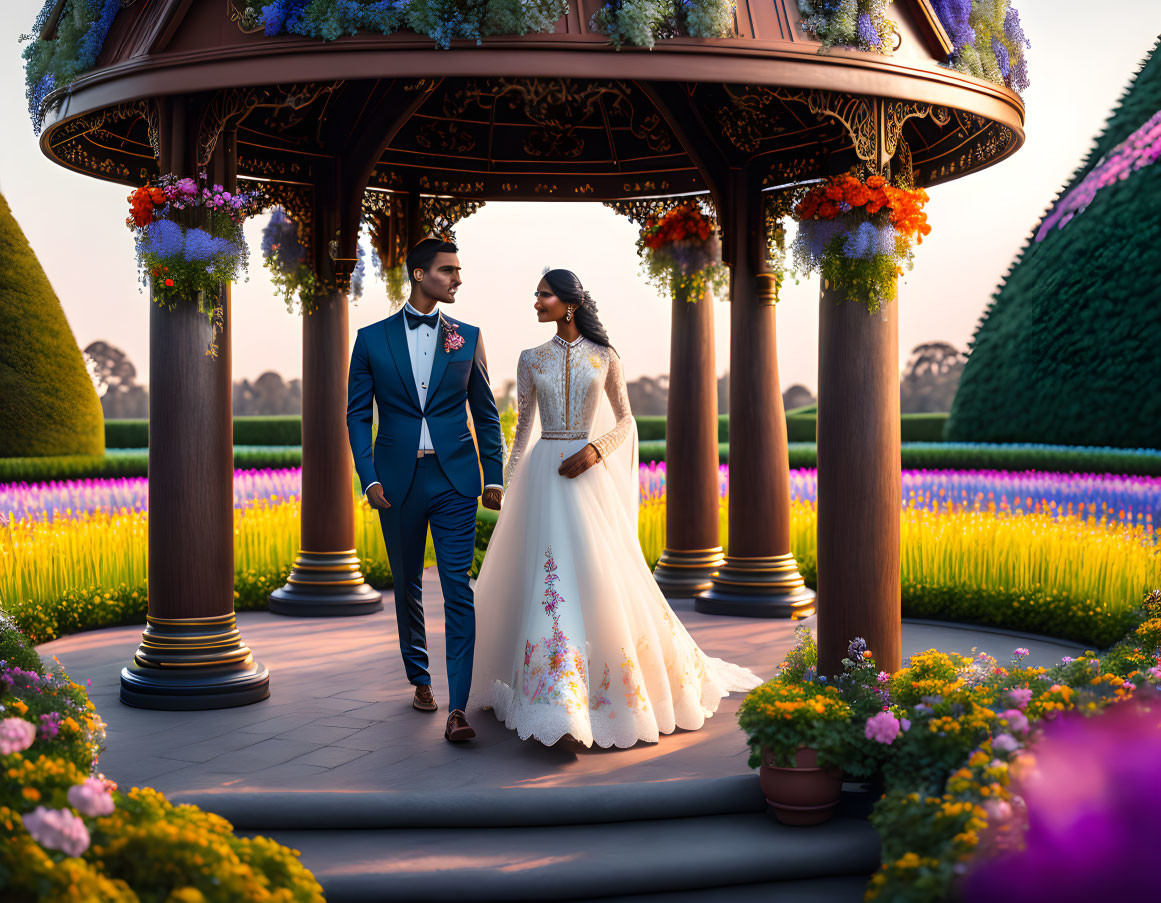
442, 318, 465, 353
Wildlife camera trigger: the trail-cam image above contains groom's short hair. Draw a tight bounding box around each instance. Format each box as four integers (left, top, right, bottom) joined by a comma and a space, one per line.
407, 238, 458, 284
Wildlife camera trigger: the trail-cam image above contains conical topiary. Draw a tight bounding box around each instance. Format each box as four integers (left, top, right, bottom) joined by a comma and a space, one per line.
0, 191, 105, 457
946, 38, 1161, 449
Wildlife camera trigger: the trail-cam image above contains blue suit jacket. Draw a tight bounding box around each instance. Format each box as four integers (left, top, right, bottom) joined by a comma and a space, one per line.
346, 310, 505, 506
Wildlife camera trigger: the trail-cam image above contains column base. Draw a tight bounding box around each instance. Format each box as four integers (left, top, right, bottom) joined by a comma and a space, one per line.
120, 613, 270, 710
268, 549, 383, 617
695, 553, 816, 618
653, 547, 726, 597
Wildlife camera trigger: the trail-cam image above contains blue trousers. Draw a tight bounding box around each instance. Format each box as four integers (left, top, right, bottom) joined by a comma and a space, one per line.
378, 455, 478, 713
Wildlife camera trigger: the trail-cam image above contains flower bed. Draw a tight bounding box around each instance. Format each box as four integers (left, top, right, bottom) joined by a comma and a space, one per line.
738, 590, 1161, 901
3, 462, 1159, 646
0, 613, 325, 900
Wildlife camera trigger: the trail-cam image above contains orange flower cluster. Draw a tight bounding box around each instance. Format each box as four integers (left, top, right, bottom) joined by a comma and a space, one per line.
642, 203, 713, 250
795, 175, 932, 244
125, 185, 167, 229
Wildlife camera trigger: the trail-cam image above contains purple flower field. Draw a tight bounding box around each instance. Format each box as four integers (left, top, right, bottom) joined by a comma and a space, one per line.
3, 464, 1158, 535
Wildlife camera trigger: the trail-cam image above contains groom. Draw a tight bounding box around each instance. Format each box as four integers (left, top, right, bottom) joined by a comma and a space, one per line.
346, 238, 505, 743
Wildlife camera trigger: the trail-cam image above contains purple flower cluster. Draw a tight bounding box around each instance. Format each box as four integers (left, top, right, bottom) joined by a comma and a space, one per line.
75, 0, 121, 70
261, 208, 307, 276
262, 0, 312, 35
931, 0, 974, 53
1036, 110, 1161, 242
842, 221, 896, 260
855, 12, 881, 49
0, 468, 303, 521
1003, 5, 1031, 92
26, 73, 55, 135
964, 693, 1161, 900
637, 463, 1161, 533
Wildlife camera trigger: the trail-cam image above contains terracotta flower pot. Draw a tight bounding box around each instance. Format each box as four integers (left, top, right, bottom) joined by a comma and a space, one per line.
760, 746, 844, 826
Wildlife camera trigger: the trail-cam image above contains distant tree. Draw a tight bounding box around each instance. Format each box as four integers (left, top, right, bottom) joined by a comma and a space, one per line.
627, 375, 669, 415
83, 341, 149, 420
234, 371, 301, 415
717, 373, 730, 415
782, 383, 816, 411
900, 342, 966, 413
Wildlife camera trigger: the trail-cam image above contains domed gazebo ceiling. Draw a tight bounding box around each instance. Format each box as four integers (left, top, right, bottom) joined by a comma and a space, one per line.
39, 0, 1024, 200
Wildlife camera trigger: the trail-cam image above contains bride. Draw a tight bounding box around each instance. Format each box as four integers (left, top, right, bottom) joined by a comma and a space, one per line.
470, 268, 762, 749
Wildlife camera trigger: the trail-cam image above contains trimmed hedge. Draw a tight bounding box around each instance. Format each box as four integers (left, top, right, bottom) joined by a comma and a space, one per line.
786, 413, 950, 443
0, 192, 104, 458
947, 43, 1161, 448
7, 440, 1161, 484
105, 416, 304, 449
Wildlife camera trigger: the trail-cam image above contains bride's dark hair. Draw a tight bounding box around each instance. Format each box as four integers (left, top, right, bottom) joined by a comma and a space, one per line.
542, 268, 612, 349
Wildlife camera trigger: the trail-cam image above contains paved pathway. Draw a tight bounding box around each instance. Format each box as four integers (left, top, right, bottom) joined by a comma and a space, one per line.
38, 569, 1085, 798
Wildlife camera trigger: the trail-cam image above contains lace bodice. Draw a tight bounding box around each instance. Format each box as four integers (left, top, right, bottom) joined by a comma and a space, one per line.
504, 336, 634, 485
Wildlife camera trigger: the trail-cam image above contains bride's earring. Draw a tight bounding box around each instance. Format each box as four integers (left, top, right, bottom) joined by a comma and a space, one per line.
565, 307, 573, 322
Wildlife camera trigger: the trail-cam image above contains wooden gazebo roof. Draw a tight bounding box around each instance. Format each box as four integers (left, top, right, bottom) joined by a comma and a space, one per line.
39, 0, 1025, 201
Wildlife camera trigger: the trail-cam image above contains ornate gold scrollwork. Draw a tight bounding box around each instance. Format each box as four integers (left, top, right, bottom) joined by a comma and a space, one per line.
198, 83, 338, 169
717, 86, 785, 154
226, 0, 264, 34
424, 197, 485, 241
238, 178, 313, 248
48, 99, 160, 177
771, 88, 950, 175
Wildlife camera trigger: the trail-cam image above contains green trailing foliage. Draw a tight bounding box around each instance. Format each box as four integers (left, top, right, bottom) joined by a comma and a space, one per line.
0, 192, 105, 459
948, 41, 1161, 449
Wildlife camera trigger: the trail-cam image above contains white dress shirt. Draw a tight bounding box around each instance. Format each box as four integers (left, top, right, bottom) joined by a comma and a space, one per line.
365, 302, 501, 497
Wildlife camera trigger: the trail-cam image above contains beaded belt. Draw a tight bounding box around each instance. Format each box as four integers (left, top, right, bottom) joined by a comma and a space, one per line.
540, 430, 589, 440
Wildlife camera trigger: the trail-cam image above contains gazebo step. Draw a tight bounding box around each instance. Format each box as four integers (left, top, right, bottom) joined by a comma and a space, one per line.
169, 774, 767, 829
250, 813, 879, 902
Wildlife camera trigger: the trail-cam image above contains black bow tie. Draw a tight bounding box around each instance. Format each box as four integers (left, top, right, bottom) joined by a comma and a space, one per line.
405, 309, 439, 330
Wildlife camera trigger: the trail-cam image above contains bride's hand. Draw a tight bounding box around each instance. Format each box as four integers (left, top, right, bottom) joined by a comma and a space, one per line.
559, 444, 601, 479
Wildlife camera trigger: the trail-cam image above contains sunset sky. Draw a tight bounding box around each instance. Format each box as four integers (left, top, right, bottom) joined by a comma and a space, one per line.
2, 1, 1158, 395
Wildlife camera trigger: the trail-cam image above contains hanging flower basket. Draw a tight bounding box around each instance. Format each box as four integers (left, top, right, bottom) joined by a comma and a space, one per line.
127, 173, 254, 357
637, 202, 729, 304
261, 209, 367, 315
790, 173, 931, 315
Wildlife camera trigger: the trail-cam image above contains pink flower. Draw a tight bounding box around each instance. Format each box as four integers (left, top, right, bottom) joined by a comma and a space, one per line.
983, 799, 1013, 823
22, 806, 90, 857
1013, 647, 1030, 659
67, 778, 115, 817
865, 711, 901, 744
0, 717, 36, 754
992, 732, 1020, 753
443, 323, 466, 353
1007, 688, 1033, 710
1002, 708, 1030, 734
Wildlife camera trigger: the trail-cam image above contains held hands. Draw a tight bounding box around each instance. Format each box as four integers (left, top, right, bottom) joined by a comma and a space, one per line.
559, 443, 601, 479
482, 487, 503, 510
365, 484, 390, 509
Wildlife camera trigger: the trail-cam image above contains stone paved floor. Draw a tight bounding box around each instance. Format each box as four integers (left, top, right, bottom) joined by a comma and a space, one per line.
38, 569, 1085, 798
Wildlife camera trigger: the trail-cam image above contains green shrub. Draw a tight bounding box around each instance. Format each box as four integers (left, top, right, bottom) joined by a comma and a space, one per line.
0, 616, 325, 901
786, 414, 816, 443
901, 414, 949, 442
0, 612, 43, 674
103, 420, 148, 448
233, 416, 304, 446
0, 192, 104, 458
947, 44, 1161, 450
635, 416, 667, 441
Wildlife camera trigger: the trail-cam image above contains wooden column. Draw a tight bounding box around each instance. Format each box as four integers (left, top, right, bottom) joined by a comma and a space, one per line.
121, 103, 269, 709
652, 285, 724, 596
816, 283, 901, 677
696, 171, 814, 618
269, 162, 382, 616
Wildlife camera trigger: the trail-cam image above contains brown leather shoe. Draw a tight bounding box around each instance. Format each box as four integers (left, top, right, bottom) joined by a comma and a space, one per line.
444, 709, 476, 742
413, 685, 437, 712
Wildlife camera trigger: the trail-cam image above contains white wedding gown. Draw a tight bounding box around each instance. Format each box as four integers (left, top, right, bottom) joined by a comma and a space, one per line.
470, 334, 762, 748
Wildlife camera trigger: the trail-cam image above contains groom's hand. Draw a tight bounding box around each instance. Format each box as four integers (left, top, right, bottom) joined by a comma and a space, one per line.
366, 484, 390, 509
482, 487, 503, 510
559, 444, 601, 479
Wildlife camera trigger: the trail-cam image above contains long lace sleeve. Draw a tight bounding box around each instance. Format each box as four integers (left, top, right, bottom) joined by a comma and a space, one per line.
504, 351, 537, 486
590, 351, 634, 460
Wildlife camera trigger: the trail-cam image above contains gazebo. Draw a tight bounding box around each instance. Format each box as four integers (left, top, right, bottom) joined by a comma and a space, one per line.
33, 0, 1024, 708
